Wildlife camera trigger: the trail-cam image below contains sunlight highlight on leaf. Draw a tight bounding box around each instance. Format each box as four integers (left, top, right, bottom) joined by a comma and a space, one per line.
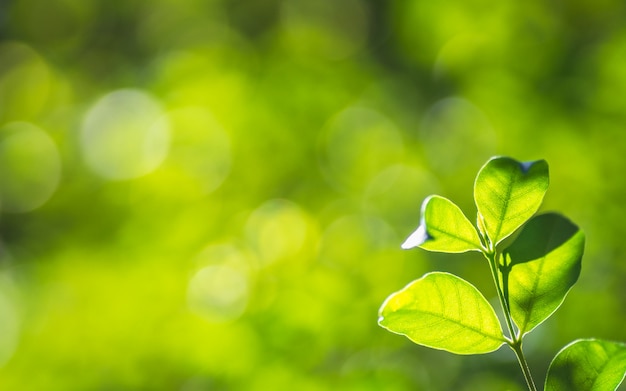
378, 272, 504, 355
474, 157, 549, 245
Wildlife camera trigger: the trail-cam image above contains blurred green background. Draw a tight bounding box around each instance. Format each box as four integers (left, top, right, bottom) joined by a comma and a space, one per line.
1, 0, 626, 389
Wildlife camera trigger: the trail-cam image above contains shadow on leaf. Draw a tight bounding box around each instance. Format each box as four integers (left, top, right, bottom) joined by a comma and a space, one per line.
506, 213, 579, 266
500, 213, 584, 335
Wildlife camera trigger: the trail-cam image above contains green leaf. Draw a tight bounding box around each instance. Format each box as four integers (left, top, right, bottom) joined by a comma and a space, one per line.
378, 272, 504, 355
545, 339, 626, 391
474, 157, 549, 245
503, 213, 584, 335
401, 195, 482, 253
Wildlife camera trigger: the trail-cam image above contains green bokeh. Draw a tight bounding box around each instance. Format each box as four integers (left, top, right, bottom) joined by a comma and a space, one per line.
1, 0, 625, 389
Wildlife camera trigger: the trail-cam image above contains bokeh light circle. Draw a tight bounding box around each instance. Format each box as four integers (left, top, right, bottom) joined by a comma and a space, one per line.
0, 42, 53, 122
245, 199, 309, 267
0, 122, 61, 213
187, 265, 248, 323
80, 89, 170, 180
0, 279, 20, 368
419, 97, 496, 174
187, 244, 251, 323
165, 107, 231, 194
320, 106, 404, 192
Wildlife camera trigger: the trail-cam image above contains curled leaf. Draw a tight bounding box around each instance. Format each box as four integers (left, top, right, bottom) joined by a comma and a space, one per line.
402, 195, 482, 253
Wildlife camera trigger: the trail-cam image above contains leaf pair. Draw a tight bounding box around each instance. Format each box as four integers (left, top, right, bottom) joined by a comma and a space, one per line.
400, 157, 549, 253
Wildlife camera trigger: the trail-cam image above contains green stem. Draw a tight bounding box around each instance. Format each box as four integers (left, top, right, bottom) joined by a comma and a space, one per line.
485, 251, 517, 341
511, 341, 538, 391
484, 250, 538, 391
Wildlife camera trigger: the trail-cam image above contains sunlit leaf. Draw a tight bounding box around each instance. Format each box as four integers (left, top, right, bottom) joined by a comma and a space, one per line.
545, 339, 626, 391
378, 272, 504, 355
474, 157, 549, 245
504, 213, 585, 335
401, 195, 482, 253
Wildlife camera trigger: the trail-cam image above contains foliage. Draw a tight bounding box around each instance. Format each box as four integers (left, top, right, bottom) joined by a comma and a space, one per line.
379, 156, 626, 390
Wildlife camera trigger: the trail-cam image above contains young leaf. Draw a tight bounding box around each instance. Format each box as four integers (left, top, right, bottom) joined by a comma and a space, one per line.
545, 339, 626, 391
401, 195, 482, 253
378, 272, 504, 355
504, 213, 585, 335
474, 157, 549, 245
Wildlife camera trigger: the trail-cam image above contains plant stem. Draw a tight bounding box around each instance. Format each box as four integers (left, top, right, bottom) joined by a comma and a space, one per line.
511, 341, 538, 391
484, 250, 538, 391
485, 251, 517, 341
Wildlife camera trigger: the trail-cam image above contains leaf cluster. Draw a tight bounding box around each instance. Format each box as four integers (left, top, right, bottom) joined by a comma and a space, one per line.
379, 156, 626, 391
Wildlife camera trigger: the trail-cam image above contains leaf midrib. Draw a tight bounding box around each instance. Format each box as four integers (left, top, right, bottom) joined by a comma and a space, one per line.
493, 172, 515, 242
428, 224, 479, 249
388, 308, 502, 342
585, 344, 614, 391
515, 220, 571, 333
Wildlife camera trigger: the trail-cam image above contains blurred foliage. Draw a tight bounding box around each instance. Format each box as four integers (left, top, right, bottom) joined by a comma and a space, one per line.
0, 0, 626, 389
